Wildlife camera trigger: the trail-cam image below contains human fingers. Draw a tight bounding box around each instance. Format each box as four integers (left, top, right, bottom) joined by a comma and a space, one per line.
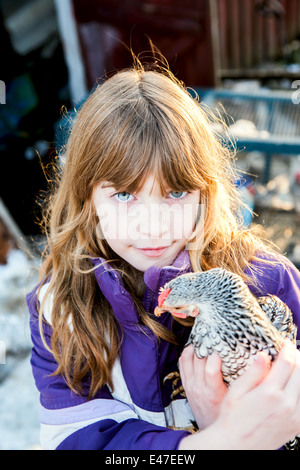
278, 346, 300, 436
204, 353, 227, 399
284, 347, 300, 398
228, 351, 271, 400
179, 345, 196, 383
262, 340, 297, 391
179, 344, 194, 368
253, 346, 300, 445
179, 344, 206, 385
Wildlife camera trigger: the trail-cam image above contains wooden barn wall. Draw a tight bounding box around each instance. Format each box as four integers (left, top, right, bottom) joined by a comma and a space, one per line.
217, 0, 300, 73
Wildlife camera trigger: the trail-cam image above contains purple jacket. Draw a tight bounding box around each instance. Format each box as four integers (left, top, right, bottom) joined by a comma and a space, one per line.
27, 250, 300, 450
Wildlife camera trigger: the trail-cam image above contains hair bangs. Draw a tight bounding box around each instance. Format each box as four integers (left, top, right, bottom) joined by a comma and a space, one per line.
94, 99, 206, 197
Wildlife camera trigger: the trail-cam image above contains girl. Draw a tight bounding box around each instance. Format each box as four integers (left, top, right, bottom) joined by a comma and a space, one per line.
27, 60, 300, 450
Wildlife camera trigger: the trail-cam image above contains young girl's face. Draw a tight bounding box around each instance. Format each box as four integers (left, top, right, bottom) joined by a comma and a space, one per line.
93, 174, 200, 271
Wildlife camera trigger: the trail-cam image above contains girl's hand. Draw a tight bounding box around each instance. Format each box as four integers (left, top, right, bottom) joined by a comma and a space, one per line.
179, 340, 300, 450
178, 344, 227, 430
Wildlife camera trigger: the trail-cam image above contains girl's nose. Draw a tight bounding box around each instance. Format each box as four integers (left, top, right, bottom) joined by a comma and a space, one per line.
137, 203, 171, 240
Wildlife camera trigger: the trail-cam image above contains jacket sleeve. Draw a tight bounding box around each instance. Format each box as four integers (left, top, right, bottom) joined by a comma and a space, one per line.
274, 258, 300, 331
248, 253, 300, 337
27, 287, 190, 450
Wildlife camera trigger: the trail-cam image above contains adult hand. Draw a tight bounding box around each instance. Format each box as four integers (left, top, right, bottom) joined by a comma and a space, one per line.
178, 340, 300, 450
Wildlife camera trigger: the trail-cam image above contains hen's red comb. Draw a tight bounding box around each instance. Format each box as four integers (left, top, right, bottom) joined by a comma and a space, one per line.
158, 288, 171, 307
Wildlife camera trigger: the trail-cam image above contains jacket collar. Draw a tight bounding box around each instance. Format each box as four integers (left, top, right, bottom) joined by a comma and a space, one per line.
91, 249, 191, 289
90, 250, 191, 324
143, 249, 191, 292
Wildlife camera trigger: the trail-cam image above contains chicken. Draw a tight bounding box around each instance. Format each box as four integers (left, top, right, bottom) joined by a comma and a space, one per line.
154, 267, 299, 450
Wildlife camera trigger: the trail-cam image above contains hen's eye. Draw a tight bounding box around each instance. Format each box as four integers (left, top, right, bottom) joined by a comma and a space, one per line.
168, 191, 187, 199
114, 192, 134, 202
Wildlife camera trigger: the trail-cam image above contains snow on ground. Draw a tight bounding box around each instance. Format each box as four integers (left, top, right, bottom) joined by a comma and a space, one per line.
0, 353, 41, 450
0, 249, 41, 450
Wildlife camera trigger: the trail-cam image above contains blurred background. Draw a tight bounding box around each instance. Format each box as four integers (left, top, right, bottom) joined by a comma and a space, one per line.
0, 0, 299, 450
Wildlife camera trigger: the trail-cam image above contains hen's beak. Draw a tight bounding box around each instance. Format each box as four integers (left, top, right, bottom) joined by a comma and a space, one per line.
154, 305, 199, 318
154, 305, 199, 319
154, 305, 188, 318
154, 306, 168, 317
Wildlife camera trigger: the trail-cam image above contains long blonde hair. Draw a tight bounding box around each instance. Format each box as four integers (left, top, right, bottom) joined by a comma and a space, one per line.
38, 58, 280, 397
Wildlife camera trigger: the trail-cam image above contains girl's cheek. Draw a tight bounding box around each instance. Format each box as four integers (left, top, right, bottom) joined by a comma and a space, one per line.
101, 204, 144, 242
95, 202, 120, 241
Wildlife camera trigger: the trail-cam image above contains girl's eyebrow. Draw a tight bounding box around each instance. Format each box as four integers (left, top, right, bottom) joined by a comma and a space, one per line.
101, 182, 128, 192
100, 181, 186, 196
102, 182, 133, 194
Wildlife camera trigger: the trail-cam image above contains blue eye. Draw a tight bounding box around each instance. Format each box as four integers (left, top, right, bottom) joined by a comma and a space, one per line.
114, 192, 134, 202
168, 191, 187, 199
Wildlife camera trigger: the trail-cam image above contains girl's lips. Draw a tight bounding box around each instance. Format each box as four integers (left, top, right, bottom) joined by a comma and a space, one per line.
136, 246, 169, 258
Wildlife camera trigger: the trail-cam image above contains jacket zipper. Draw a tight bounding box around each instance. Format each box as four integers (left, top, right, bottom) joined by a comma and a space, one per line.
143, 286, 153, 314
142, 286, 164, 407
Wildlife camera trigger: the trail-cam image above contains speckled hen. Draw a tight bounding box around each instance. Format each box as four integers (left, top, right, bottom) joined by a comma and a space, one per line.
154, 268, 299, 450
